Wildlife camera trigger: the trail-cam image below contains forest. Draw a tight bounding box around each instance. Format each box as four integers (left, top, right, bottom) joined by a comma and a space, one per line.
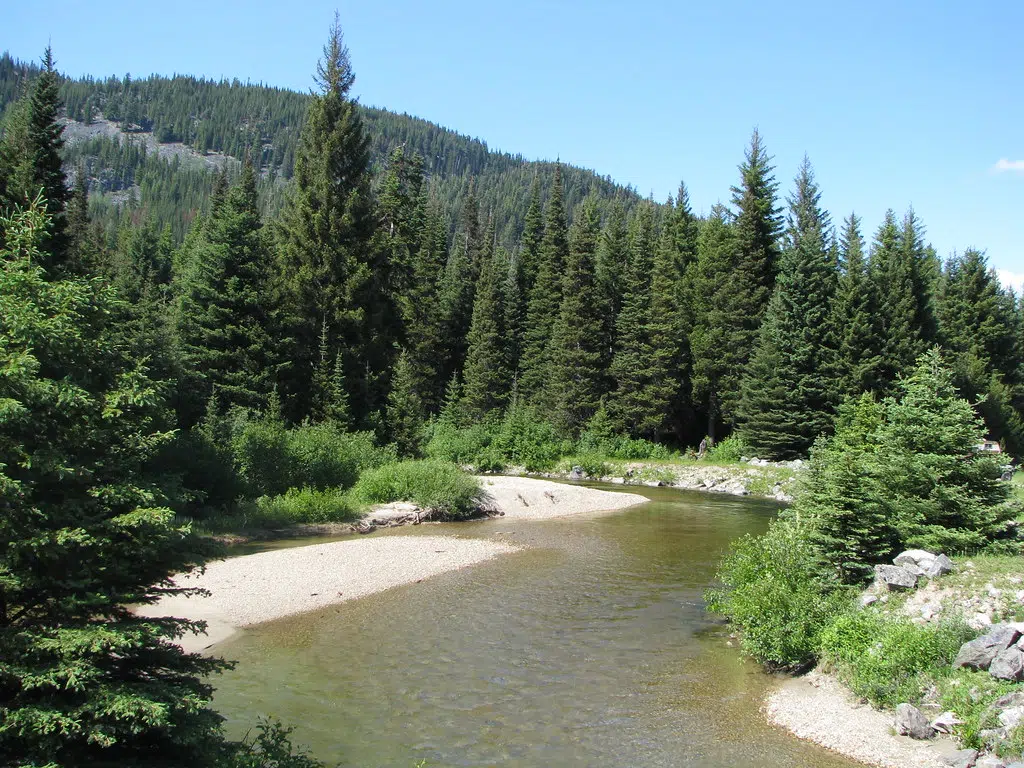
1, 15, 1022, 766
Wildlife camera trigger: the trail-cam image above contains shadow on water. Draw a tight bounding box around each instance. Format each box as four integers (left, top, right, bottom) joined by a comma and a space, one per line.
212, 483, 857, 767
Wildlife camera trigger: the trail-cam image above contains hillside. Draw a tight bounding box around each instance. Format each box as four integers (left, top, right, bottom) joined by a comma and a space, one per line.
0, 52, 643, 243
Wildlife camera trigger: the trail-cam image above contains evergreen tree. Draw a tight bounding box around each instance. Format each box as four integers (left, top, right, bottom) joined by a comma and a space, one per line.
175, 160, 275, 425
730, 129, 783, 323
460, 221, 509, 419
901, 207, 939, 344
547, 196, 605, 437
608, 202, 658, 435
594, 201, 629, 385
876, 348, 1016, 552
689, 206, 749, 440
274, 17, 383, 425
0, 202, 230, 765
0, 47, 71, 270
386, 349, 425, 456
833, 213, 881, 395
738, 158, 838, 459
869, 210, 921, 390
519, 163, 568, 405
438, 186, 481, 386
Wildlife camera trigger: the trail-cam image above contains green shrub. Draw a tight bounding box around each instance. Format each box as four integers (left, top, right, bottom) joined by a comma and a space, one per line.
572, 453, 611, 478
818, 612, 973, 708
705, 518, 851, 669
705, 435, 751, 463
233, 419, 394, 496
937, 670, 1019, 751
233, 416, 291, 496
253, 487, 359, 525
490, 407, 568, 470
423, 420, 494, 466
351, 460, 485, 519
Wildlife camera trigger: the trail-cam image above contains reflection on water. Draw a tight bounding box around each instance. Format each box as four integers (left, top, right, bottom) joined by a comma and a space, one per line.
212, 484, 856, 767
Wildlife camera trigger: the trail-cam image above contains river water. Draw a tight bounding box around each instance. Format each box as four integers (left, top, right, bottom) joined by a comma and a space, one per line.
212, 483, 856, 767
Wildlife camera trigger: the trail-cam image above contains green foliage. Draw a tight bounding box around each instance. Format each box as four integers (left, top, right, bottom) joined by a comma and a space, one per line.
228, 717, 325, 768
251, 487, 358, 526
878, 348, 1017, 552
487, 406, 568, 471
232, 417, 392, 497
422, 419, 495, 466
937, 670, 1020, 751
818, 612, 973, 708
704, 435, 751, 463
351, 460, 485, 519
0, 201, 230, 764
705, 519, 850, 668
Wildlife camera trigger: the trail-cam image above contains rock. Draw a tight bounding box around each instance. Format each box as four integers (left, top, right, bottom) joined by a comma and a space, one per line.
921, 604, 940, 620
895, 703, 935, 739
1002, 468, 1014, 481
860, 593, 879, 607
940, 749, 978, 768
975, 757, 1008, 768
990, 647, 1024, 681
926, 554, 955, 578
954, 626, 1023, 671
875, 564, 919, 591
895, 549, 938, 569
931, 711, 962, 734
569, 466, 585, 480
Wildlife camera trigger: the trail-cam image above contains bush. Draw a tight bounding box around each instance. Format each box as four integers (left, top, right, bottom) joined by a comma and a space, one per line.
252, 488, 358, 525
423, 420, 494, 466
490, 406, 569, 471
818, 612, 973, 708
350, 460, 485, 519
705, 435, 750, 463
705, 518, 851, 669
233, 418, 394, 496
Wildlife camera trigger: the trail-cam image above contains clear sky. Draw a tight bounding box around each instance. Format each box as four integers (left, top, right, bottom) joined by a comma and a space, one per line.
7, 0, 1024, 288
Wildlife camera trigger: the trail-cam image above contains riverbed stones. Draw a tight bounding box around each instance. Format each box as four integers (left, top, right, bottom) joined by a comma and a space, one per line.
875, 564, 919, 591
895, 703, 935, 739
953, 625, 1022, 671
569, 466, 585, 480
927, 554, 955, 578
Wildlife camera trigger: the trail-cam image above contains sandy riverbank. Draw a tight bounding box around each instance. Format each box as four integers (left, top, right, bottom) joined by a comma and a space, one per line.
141, 476, 646, 653
765, 670, 962, 768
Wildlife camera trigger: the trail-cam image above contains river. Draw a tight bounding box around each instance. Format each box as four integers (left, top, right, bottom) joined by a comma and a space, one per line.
211, 483, 857, 767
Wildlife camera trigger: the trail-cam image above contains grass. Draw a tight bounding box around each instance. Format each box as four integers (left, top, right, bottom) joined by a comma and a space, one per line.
349, 460, 486, 519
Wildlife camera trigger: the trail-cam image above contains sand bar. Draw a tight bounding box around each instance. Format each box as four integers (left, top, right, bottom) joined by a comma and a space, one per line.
141, 476, 646, 652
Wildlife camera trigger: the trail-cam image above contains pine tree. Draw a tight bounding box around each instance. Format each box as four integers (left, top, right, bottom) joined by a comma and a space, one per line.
689, 206, 749, 440
901, 207, 939, 343
595, 201, 629, 386
869, 210, 921, 390
438, 187, 481, 387
175, 160, 275, 426
0, 202, 230, 764
738, 157, 838, 459
876, 348, 1016, 552
730, 129, 783, 323
274, 17, 383, 425
0, 47, 71, 271
833, 213, 881, 395
519, 163, 568, 405
608, 202, 657, 435
547, 196, 605, 437
386, 349, 425, 456
797, 394, 899, 585
460, 220, 509, 419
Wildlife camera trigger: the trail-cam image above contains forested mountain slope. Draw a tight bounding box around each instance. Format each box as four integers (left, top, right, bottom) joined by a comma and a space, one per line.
0, 52, 641, 243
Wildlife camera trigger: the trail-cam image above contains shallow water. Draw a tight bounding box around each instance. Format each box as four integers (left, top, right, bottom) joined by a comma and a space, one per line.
212, 484, 857, 767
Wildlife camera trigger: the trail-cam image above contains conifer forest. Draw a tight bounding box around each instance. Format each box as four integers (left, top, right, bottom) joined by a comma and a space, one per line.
1, 15, 1023, 767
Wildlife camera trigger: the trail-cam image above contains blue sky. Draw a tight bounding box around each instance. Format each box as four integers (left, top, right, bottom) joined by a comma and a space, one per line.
7, 0, 1024, 287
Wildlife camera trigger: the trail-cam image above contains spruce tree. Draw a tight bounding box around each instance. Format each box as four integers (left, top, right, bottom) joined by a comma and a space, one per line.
689, 206, 750, 440
274, 17, 383, 425
738, 158, 838, 459
608, 202, 658, 436
438, 187, 481, 387
833, 213, 881, 395
0, 47, 71, 271
386, 349, 426, 456
730, 129, 783, 323
519, 163, 568, 406
901, 207, 939, 343
594, 201, 629, 386
175, 160, 275, 426
460, 221, 509, 420
869, 210, 921, 390
547, 196, 605, 437
0, 202, 230, 765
